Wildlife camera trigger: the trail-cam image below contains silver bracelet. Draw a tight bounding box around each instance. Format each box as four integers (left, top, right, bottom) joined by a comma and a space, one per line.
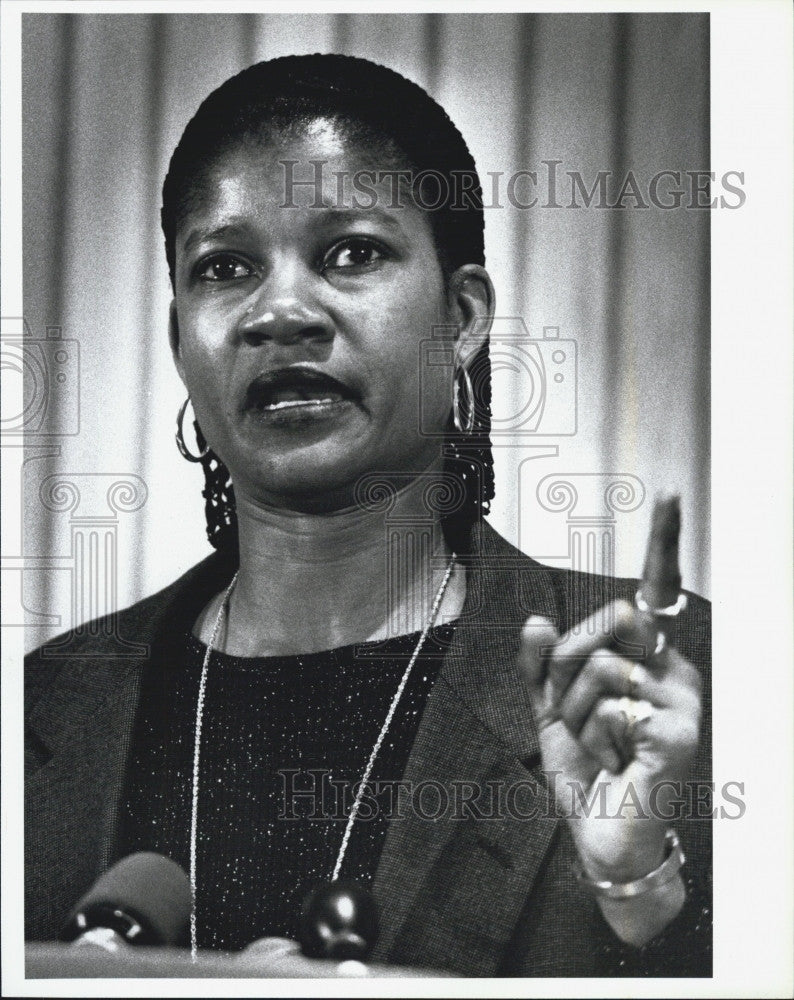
574, 829, 685, 899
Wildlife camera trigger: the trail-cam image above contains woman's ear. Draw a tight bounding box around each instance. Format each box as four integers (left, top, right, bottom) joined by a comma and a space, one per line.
446, 264, 495, 367
168, 300, 187, 385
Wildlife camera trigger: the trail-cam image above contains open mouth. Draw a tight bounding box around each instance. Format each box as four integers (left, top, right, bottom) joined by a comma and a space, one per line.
242, 366, 357, 417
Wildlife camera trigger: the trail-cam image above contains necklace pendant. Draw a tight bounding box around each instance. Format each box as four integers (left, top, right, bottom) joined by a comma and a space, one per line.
298, 881, 379, 960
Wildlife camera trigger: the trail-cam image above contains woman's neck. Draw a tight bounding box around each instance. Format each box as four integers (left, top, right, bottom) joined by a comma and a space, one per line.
196, 472, 466, 657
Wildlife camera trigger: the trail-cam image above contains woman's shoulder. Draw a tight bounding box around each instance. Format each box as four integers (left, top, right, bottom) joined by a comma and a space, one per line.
24, 548, 236, 676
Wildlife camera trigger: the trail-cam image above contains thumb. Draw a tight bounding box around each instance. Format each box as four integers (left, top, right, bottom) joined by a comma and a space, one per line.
517, 615, 559, 692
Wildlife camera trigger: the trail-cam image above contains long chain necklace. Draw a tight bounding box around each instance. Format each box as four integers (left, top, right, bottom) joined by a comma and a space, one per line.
189, 553, 457, 960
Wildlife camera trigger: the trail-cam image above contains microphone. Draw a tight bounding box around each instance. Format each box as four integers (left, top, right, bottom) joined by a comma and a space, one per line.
298, 881, 379, 961
59, 852, 191, 952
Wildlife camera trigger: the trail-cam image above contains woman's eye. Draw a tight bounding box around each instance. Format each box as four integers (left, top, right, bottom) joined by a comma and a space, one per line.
323, 239, 386, 271
196, 255, 253, 282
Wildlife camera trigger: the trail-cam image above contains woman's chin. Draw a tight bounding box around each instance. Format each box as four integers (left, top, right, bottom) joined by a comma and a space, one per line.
231, 455, 374, 514
232, 448, 445, 516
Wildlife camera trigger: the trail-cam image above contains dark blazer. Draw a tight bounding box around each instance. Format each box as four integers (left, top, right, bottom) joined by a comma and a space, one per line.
25, 521, 712, 976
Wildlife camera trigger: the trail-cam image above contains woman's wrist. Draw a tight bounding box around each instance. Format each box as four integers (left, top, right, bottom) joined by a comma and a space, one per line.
575, 827, 685, 894
572, 828, 688, 946
595, 871, 686, 947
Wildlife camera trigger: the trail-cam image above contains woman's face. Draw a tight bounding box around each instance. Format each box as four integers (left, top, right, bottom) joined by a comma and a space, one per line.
170, 120, 490, 511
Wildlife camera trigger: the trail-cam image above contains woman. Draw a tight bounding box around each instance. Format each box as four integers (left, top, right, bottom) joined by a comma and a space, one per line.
24, 54, 711, 976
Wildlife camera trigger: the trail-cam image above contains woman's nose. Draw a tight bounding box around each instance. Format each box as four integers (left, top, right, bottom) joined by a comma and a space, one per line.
237, 268, 334, 349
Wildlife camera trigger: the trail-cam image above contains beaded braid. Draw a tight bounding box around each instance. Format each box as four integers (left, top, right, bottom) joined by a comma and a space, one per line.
194, 425, 238, 552
441, 340, 495, 555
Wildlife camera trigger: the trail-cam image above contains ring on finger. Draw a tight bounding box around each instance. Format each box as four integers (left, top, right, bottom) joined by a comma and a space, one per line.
618, 696, 654, 740
634, 589, 688, 619
626, 663, 644, 699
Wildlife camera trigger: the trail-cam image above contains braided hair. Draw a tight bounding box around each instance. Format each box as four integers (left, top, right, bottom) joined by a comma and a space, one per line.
161, 54, 495, 555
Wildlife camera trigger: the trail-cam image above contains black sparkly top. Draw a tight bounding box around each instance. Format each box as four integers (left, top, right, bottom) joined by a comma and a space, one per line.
118, 624, 456, 951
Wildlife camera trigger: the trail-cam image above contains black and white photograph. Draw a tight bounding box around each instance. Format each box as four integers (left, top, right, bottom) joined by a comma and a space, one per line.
2, 2, 792, 995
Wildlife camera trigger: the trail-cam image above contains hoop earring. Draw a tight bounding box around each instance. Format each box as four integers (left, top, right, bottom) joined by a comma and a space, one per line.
452, 366, 475, 434
176, 397, 210, 462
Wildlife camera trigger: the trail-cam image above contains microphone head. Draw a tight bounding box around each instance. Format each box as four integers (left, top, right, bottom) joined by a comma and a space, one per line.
59, 852, 191, 946
299, 881, 379, 961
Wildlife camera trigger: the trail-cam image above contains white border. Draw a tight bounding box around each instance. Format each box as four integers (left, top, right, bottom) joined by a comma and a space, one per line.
2, 1, 792, 997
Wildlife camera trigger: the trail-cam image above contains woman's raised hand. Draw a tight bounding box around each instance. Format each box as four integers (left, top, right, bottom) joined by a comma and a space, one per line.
518, 498, 702, 944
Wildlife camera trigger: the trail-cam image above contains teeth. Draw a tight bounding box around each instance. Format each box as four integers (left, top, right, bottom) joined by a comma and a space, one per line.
263, 398, 337, 411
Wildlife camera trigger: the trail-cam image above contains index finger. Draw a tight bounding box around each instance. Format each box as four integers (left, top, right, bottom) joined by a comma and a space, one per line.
638, 494, 683, 613
544, 496, 685, 710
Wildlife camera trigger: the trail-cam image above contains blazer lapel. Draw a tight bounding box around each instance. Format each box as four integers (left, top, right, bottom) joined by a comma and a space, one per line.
372, 522, 563, 975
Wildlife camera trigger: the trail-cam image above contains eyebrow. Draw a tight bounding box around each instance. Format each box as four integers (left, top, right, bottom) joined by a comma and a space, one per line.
312, 206, 403, 230
182, 222, 254, 256
182, 206, 404, 256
